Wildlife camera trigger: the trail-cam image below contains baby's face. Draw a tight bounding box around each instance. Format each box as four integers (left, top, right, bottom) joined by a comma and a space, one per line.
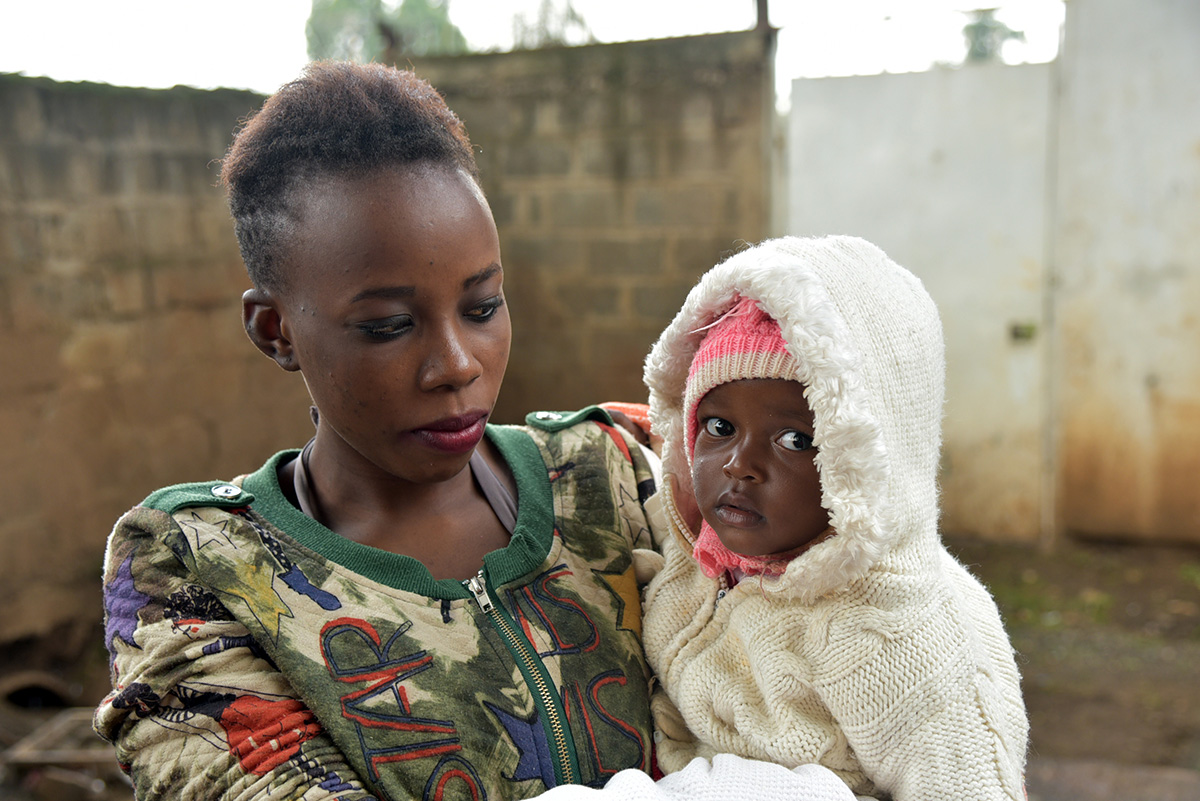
691, 379, 829, 556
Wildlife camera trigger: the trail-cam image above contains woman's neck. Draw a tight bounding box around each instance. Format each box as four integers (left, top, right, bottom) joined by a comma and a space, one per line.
297, 430, 516, 580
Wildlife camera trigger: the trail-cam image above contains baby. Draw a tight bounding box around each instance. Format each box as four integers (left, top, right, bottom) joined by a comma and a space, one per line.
641, 236, 1029, 800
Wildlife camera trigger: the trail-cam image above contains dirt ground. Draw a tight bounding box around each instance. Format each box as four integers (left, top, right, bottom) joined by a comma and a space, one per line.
946, 535, 1200, 772
2, 536, 1199, 799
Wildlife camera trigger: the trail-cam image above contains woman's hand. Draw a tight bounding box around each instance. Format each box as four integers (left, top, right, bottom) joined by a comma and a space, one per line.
599, 402, 661, 453
607, 407, 651, 446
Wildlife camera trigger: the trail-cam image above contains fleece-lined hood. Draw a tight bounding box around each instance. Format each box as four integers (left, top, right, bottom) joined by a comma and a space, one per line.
644, 235, 945, 602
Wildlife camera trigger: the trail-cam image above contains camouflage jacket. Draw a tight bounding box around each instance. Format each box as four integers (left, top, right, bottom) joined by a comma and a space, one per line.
94, 410, 658, 801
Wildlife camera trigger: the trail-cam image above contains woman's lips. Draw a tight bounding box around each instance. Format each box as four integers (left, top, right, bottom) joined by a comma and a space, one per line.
410, 412, 488, 454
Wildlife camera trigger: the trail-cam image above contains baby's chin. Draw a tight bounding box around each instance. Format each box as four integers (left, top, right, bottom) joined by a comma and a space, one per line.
712, 523, 833, 559
709, 526, 787, 558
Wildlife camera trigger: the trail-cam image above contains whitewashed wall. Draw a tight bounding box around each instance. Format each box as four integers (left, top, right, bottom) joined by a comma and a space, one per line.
786, 0, 1200, 544
788, 64, 1054, 543
1054, 0, 1200, 542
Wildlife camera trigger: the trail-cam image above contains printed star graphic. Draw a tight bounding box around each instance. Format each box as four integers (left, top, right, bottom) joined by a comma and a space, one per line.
599, 564, 642, 638
485, 701, 555, 788
615, 483, 651, 545
180, 513, 238, 551
105, 553, 152, 650
217, 558, 293, 643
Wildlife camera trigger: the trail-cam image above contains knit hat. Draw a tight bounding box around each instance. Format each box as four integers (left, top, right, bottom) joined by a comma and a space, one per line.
683, 296, 800, 463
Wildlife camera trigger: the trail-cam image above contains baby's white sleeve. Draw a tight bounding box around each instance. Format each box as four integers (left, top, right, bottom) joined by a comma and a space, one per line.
534, 754, 858, 801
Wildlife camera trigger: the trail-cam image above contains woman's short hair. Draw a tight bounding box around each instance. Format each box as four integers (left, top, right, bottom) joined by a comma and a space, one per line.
220, 61, 478, 290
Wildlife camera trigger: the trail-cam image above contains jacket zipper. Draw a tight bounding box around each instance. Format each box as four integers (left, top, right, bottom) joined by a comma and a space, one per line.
465, 570, 579, 786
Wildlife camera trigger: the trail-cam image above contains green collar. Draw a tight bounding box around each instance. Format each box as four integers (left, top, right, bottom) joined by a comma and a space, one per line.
242, 425, 552, 599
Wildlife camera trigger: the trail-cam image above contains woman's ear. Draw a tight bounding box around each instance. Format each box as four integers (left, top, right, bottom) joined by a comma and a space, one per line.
243, 288, 300, 372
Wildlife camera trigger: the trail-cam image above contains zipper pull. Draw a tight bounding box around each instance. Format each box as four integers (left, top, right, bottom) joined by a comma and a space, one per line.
465, 571, 493, 613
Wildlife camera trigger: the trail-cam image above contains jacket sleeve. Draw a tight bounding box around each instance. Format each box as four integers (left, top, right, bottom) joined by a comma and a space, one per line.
93, 505, 379, 801
811, 574, 1027, 801
647, 684, 710, 774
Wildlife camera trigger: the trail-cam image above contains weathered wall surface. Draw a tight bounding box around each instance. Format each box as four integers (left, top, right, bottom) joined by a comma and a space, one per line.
787, 0, 1200, 544
1054, 0, 1200, 542
0, 76, 315, 668
0, 30, 775, 665
789, 64, 1053, 544
409, 31, 776, 421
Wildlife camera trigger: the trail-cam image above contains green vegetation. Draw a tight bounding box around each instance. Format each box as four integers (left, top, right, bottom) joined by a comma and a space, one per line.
1181, 562, 1200, 592
306, 0, 469, 62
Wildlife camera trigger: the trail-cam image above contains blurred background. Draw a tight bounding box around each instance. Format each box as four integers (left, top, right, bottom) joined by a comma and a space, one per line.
1, 1, 1198, 799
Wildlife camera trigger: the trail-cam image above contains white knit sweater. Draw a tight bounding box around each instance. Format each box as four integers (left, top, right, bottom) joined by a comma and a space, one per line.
641, 236, 1028, 800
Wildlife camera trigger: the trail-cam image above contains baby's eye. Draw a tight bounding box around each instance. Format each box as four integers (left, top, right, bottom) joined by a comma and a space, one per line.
703, 417, 734, 437
778, 430, 815, 451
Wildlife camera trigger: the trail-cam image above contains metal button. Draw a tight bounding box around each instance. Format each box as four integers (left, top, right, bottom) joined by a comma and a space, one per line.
211, 484, 241, 499
535, 411, 563, 421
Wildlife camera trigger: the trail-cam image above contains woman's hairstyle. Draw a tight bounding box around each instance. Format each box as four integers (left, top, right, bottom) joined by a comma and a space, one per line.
220, 61, 478, 290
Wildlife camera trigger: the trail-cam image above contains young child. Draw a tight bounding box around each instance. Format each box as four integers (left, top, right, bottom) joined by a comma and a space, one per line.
641, 236, 1029, 800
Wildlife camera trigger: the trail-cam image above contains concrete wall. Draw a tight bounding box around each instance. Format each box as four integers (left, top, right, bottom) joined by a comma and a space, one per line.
787, 0, 1200, 545
789, 64, 1054, 544
0, 76, 315, 672
0, 30, 776, 668
409, 31, 776, 421
1054, 0, 1200, 542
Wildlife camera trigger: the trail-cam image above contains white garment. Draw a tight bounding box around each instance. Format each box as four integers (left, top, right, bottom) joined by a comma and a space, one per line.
641, 236, 1029, 800
537, 755, 862, 801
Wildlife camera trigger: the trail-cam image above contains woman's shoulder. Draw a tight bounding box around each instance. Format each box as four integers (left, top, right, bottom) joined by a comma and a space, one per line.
498, 406, 659, 550
137, 478, 255, 517
108, 450, 299, 558
134, 449, 297, 516
525, 402, 657, 465
494, 405, 656, 478
520, 405, 629, 444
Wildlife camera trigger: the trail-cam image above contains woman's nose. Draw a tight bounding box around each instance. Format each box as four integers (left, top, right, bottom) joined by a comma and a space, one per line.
420, 324, 481, 391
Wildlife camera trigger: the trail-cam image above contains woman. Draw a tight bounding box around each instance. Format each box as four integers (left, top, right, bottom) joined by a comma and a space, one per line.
93, 62, 659, 801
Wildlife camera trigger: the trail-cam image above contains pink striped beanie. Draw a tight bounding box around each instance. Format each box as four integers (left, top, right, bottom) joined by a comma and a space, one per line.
684, 296, 800, 462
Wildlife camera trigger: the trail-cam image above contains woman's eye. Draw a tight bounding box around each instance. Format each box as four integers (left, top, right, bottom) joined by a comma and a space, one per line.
358, 316, 412, 340
778, 430, 815, 452
466, 296, 505, 322
703, 417, 734, 437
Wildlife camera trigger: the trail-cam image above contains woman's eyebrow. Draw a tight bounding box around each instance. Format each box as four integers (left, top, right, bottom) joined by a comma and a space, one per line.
463, 263, 501, 290
349, 285, 415, 303
348, 264, 501, 303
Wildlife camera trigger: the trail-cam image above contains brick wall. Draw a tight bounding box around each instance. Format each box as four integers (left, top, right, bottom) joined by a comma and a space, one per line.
0, 76, 311, 668
0, 30, 775, 672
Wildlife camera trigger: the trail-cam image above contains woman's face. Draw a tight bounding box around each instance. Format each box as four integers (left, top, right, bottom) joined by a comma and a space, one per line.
272, 163, 510, 486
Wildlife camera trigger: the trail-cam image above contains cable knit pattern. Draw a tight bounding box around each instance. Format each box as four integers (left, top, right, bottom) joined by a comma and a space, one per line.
641, 236, 1028, 800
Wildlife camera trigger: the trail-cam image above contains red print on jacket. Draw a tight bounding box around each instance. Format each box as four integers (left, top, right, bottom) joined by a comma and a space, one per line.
220, 696, 323, 775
